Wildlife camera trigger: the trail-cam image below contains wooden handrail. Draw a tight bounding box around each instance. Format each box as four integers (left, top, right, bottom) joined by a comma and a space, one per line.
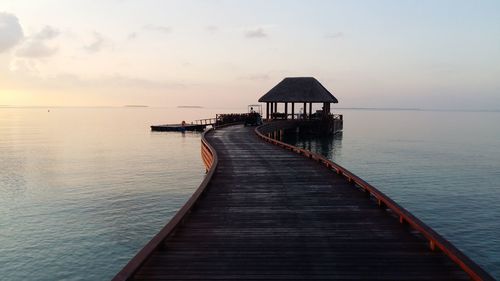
255, 124, 493, 281
194, 118, 217, 125
112, 128, 218, 281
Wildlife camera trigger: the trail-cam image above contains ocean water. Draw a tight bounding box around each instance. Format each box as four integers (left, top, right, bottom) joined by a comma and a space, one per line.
1, 108, 499, 280
0, 107, 226, 281
284, 109, 500, 278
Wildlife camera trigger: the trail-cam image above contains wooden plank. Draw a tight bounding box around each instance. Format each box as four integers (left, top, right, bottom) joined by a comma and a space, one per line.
114, 124, 492, 281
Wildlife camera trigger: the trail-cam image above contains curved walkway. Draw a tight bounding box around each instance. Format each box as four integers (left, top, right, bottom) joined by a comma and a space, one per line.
129, 125, 472, 280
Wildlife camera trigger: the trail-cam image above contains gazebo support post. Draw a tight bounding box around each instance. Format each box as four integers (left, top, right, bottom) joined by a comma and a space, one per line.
323, 102, 330, 118
266, 102, 270, 121
284, 103, 288, 120
309, 103, 313, 119
291, 103, 295, 120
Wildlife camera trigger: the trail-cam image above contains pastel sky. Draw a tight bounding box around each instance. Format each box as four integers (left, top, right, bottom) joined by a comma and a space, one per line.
1, 0, 499, 109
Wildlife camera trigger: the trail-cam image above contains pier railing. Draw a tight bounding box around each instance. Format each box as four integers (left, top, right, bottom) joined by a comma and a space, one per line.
194, 118, 217, 126
255, 123, 493, 281
194, 114, 249, 127
112, 128, 219, 281
201, 132, 215, 171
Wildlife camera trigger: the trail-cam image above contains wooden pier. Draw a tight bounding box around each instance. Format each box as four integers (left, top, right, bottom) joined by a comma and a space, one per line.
114, 124, 493, 280
151, 115, 250, 132
150, 124, 207, 132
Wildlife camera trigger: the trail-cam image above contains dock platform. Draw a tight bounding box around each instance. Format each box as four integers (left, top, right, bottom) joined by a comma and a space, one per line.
150, 124, 206, 132
115, 124, 492, 280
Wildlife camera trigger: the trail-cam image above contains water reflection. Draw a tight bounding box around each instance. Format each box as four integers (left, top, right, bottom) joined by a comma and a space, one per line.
283, 131, 343, 160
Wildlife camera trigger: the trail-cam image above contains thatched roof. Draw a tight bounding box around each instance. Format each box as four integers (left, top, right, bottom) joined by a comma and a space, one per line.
258, 77, 338, 103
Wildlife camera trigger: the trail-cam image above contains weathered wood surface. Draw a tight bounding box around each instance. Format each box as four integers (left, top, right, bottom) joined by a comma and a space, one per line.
129, 125, 476, 280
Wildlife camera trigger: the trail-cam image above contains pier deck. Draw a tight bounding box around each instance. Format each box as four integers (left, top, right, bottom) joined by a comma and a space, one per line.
115, 125, 490, 280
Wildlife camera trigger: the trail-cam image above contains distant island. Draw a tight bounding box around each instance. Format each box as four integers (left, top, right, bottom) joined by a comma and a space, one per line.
177, 105, 204, 108
124, 105, 149, 107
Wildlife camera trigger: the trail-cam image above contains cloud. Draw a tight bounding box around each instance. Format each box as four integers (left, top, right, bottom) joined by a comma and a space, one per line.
16, 41, 57, 57
326, 32, 344, 39
239, 74, 270, 81
84, 32, 105, 53
0, 12, 24, 52
16, 26, 60, 58
91, 75, 187, 90
126, 25, 171, 40
3, 62, 188, 93
205, 25, 218, 33
9, 57, 39, 74
143, 24, 172, 34
245, 27, 267, 38
127, 32, 137, 40
34, 26, 60, 40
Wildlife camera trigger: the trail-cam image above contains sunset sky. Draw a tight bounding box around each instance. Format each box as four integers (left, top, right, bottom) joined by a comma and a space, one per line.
1, 0, 499, 110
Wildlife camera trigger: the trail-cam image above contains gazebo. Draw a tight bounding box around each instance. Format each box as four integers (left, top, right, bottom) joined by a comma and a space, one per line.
258, 77, 338, 120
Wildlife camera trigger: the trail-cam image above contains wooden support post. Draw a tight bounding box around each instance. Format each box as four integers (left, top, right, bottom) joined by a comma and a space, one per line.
274, 102, 277, 114
429, 240, 436, 251
378, 199, 386, 208
284, 103, 288, 119
303, 102, 307, 119
291, 103, 295, 120
266, 102, 269, 121
309, 103, 312, 119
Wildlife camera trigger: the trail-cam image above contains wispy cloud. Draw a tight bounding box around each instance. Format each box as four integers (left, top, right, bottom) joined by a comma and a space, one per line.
84, 32, 105, 53
239, 74, 270, 81
127, 32, 138, 40
205, 25, 218, 33
326, 32, 344, 39
34, 26, 60, 40
9, 57, 39, 74
245, 27, 267, 38
16, 26, 60, 58
0, 12, 24, 53
143, 24, 172, 34
4, 68, 188, 91
93, 75, 187, 89
17, 41, 58, 57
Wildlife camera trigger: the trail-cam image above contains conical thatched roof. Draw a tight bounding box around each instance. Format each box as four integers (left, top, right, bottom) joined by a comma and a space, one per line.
258, 77, 338, 103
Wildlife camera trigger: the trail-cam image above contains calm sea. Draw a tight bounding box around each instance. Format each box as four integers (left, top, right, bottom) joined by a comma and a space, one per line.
1, 107, 499, 279
284, 109, 500, 279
